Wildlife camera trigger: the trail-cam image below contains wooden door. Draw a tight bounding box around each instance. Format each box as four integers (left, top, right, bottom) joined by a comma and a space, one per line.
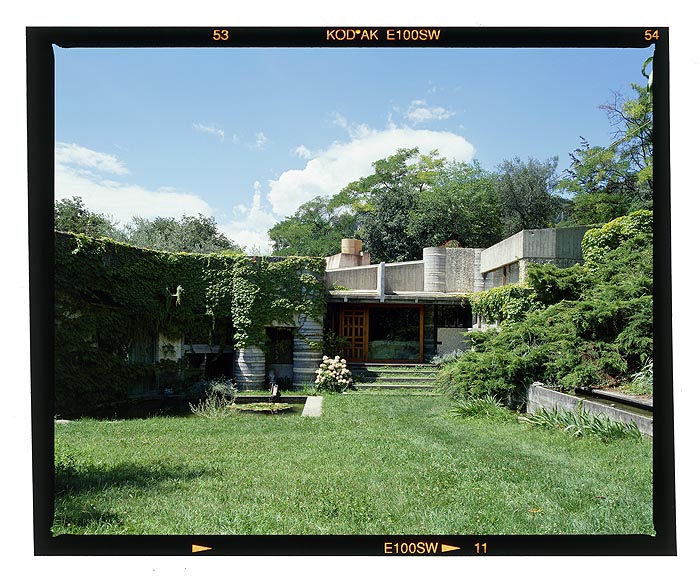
340, 306, 367, 362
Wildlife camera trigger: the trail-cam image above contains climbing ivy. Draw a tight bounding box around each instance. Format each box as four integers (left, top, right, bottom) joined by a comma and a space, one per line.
54, 232, 326, 415
464, 284, 542, 325
581, 209, 653, 267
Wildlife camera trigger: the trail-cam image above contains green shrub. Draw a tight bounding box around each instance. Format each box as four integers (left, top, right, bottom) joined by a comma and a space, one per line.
189, 379, 238, 418
448, 394, 515, 422
322, 330, 351, 358
437, 217, 653, 402
526, 262, 589, 306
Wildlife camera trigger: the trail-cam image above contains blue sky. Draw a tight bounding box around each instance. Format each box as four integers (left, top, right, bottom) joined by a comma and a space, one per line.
54, 45, 654, 252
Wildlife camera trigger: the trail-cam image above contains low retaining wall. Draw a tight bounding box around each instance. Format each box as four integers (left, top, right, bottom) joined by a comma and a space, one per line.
527, 383, 653, 437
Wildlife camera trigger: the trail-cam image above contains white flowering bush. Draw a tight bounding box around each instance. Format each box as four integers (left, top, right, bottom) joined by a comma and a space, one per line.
314, 355, 353, 392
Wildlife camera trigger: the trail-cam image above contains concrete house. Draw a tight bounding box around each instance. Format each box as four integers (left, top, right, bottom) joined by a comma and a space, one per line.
54, 224, 592, 417
323, 226, 589, 364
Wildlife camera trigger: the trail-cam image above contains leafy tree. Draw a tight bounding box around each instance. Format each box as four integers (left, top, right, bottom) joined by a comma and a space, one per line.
358, 182, 422, 262
54, 196, 123, 239
269, 196, 358, 257
407, 160, 503, 250
600, 82, 653, 197
559, 59, 654, 224
495, 156, 562, 236
354, 147, 445, 262
124, 214, 241, 254
268, 149, 509, 261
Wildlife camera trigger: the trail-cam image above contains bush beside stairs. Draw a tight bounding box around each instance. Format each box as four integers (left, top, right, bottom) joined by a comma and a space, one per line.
349, 363, 437, 392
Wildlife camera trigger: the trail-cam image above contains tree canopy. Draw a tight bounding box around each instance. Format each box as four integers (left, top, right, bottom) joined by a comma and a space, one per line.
54, 196, 123, 240
124, 214, 242, 254
55, 198, 242, 255
557, 60, 654, 225
270, 148, 532, 262
495, 156, 563, 236
268, 196, 357, 257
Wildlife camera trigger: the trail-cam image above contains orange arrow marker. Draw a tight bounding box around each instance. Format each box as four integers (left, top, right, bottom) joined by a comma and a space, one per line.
192, 544, 212, 553
441, 544, 460, 553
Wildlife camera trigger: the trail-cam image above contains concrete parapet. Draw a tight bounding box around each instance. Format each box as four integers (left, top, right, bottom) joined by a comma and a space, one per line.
445, 247, 479, 293
325, 265, 378, 291
480, 226, 590, 275
385, 261, 423, 293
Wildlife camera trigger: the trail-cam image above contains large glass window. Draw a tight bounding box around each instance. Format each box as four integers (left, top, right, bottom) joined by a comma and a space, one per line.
368, 307, 421, 361
437, 304, 472, 328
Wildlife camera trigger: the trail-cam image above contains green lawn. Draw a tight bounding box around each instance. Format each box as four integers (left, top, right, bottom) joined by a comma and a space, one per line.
53, 393, 654, 535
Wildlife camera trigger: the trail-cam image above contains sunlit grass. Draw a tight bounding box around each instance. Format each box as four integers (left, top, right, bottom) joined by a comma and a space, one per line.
53, 394, 653, 535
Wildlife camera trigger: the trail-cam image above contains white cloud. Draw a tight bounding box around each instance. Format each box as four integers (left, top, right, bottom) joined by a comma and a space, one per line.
55, 143, 213, 225
294, 144, 313, 159
55, 142, 129, 175
221, 181, 277, 254
55, 122, 476, 255
54, 142, 273, 253
250, 131, 268, 150
267, 124, 475, 216
405, 100, 455, 123
332, 112, 349, 130
192, 122, 225, 140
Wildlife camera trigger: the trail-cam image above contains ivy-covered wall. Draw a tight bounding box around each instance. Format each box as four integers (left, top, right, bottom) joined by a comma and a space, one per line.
55, 232, 326, 415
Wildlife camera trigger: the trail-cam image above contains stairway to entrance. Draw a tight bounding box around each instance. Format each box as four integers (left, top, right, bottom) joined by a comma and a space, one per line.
348, 363, 438, 391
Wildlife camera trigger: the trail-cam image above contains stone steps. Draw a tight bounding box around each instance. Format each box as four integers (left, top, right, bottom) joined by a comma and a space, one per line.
353, 383, 435, 391
349, 363, 438, 390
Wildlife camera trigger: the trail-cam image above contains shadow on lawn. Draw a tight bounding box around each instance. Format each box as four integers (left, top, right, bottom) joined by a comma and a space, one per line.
55, 460, 211, 496
54, 461, 213, 532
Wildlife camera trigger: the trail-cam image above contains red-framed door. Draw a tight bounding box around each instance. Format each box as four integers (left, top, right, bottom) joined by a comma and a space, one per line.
340, 306, 368, 362
339, 304, 425, 363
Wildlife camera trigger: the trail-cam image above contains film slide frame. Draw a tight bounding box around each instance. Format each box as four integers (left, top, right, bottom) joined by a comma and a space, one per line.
27, 26, 674, 557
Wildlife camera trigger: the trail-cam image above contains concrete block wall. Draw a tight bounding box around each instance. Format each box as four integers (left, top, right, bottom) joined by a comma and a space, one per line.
445, 248, 479, 293
325, 251, 370, 270
526, 384, 653, 437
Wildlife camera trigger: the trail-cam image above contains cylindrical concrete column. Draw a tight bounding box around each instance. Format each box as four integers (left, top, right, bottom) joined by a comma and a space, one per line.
234, 345, 266, 390
293, 317, 324, 388
341, 238, 362, 255
423, 247, 447, 292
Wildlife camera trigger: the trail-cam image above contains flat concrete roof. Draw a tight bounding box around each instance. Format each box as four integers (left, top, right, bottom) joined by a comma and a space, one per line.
327, 290, 466, 304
